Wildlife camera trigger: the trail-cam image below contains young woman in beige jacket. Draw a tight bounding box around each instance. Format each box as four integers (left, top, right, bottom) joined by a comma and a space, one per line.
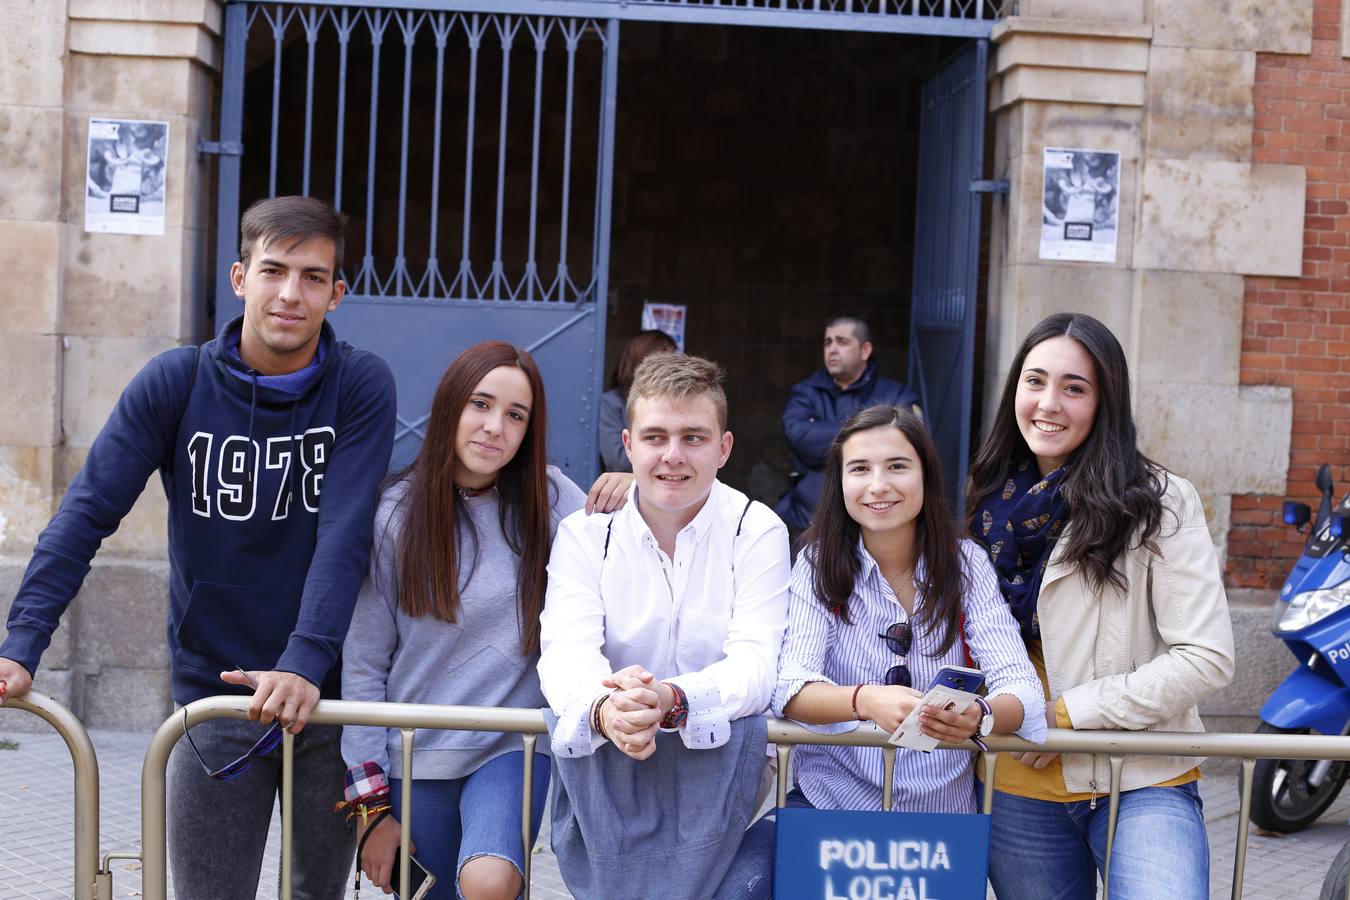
966, 312, 1235, 900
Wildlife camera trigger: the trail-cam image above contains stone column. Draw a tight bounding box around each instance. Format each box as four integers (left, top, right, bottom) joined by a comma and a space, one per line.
985, 0, 1312, 737
0, 0, 221, 729
987, 3, 1306, 553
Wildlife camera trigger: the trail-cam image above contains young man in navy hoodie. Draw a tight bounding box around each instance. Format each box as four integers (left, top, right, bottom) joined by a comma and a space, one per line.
0, 196, 396, 898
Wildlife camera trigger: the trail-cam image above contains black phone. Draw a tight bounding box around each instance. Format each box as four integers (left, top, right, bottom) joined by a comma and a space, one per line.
391, 853, 436, 900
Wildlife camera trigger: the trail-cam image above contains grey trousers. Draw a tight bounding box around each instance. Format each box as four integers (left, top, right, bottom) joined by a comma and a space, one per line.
167, 718, 354, 900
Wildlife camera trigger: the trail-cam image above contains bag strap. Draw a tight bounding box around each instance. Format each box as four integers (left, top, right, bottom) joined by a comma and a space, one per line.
959, 612, 975, 669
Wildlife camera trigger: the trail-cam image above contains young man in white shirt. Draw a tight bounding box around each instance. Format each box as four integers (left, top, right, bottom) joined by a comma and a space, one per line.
537, 353, 790, 898
537, 356, 788, 900
537, 350, 788, 895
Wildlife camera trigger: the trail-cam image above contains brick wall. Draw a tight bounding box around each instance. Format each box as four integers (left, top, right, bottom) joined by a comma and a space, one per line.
1229, 0, 1350, 590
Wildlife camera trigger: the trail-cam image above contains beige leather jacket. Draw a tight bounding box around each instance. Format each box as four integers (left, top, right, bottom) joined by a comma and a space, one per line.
1040, 472, 1235, 794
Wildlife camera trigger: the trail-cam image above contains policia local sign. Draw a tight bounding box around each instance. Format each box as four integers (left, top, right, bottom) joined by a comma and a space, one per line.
775, 808, 990, 899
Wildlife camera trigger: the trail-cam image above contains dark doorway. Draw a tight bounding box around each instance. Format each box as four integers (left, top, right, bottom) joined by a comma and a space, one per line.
603, 23, 959, 503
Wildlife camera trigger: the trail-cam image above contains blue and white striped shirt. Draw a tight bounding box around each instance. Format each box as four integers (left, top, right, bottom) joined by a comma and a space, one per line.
772, 539, 1046, 813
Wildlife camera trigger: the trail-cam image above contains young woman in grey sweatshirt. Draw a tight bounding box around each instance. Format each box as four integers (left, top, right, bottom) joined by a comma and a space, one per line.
340, 341, 620, 900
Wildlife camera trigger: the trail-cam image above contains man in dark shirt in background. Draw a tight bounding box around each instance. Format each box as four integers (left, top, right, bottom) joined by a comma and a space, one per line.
775, 315, 920, 548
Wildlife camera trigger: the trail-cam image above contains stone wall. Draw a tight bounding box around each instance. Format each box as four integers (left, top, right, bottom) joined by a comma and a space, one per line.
0, 0, 220, 731
1228, 0, 1350, 591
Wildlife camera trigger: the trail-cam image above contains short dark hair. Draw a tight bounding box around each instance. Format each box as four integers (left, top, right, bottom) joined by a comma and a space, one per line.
239, 196, 348, 272
825, 314, 870, 344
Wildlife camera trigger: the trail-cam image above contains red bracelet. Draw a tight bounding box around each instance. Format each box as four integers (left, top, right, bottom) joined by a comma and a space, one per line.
851, 684, 866, 721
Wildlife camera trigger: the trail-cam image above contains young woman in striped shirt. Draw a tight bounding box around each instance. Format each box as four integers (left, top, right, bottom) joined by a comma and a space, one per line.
772, 404, 1046, 814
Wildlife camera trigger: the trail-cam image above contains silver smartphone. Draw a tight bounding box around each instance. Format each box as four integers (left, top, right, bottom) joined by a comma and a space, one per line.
391, 853, 436, 900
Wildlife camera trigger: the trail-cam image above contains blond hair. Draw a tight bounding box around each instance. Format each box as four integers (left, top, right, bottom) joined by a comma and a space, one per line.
626, 353, 728, 431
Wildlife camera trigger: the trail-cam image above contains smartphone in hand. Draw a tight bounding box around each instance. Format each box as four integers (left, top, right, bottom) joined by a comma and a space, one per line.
929, 664, 986, 695
888, 665, 986, 752
391, 853, 436, 900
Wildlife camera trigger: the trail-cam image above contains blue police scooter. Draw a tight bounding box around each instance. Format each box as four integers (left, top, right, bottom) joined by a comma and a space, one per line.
1250, 463, 1350, 833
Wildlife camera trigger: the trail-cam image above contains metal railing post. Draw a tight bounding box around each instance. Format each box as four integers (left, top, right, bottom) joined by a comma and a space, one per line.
280, 731, 296, 900
1102, 754, 1125, 899
1233, 758, 1257, 900
399, 729, 415, 900
521, 733, 538, 900
2, 691, 100, 900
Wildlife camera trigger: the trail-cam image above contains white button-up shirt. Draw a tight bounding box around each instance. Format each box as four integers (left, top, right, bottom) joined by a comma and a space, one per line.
538, 479, 790, 757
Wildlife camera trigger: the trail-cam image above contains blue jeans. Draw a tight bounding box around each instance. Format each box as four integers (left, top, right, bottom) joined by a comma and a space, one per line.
389, 751, 550, 900
987, 783, 1208, 900
711, 786, 818, 900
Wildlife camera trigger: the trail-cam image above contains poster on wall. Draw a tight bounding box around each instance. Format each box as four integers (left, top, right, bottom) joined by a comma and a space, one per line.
85, 117, 169, 236
641, 301, 687, 351
1039, 147, 1119, 264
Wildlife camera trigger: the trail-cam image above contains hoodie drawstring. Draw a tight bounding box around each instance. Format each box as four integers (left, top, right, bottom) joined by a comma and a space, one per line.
246, 371, 258, 486
287, 401, 300, 510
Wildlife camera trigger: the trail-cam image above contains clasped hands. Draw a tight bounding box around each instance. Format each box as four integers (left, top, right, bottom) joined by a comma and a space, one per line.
594, 664, 677, 761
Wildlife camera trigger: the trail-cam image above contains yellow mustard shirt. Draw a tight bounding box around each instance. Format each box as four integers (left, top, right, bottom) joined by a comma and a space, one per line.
991, 640, 1200, 802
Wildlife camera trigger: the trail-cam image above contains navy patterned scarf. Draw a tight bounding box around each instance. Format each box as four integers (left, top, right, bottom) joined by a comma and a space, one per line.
972, 459, 1071, 641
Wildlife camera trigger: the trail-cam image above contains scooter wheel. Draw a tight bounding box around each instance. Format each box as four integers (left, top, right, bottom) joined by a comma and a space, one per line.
1250, 722, 1349, 833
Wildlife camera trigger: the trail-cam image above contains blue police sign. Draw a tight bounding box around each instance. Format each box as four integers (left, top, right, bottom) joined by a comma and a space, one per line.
774, 807, 990, 899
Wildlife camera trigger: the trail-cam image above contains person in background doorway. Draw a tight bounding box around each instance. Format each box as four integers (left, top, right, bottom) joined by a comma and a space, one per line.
598, 329, 678, 472
776, 315, 920, 550
967, 312, 1234, 900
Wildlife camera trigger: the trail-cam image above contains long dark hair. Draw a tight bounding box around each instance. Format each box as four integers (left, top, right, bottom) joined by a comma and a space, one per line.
965, 313, 1165, 592
804, 405, 966, 656
396, 341, 553, 654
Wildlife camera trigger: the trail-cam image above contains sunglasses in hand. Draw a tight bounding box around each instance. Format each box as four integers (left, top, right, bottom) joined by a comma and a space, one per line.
181, 668, 283, 781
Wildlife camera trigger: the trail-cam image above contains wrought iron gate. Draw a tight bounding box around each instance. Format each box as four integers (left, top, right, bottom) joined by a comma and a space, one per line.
907, 39, 989, 512
212, 1, 999, 484
213, 2, 619, 484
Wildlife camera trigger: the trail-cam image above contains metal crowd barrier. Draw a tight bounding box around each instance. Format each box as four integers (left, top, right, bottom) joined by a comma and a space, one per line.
48, 695, 1350, 900
0, 690, 101, 900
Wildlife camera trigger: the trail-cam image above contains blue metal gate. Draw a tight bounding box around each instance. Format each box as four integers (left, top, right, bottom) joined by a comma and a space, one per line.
213, 2, 619, 483
907, 39, 989, 511
212, 1, 999, 484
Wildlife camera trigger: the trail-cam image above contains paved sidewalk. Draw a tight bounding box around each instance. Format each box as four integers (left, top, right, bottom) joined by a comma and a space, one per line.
3, 725, 1348, 899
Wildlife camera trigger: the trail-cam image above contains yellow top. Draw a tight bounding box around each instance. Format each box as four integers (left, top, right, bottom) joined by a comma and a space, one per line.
991, 640, 1200, 802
